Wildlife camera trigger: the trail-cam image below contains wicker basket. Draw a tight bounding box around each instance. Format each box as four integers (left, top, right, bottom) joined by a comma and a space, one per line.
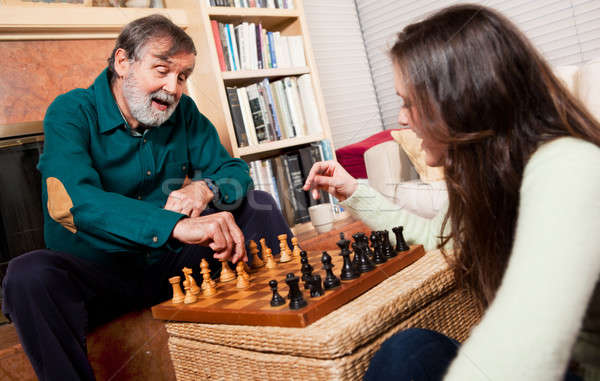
166, 250, 481, 380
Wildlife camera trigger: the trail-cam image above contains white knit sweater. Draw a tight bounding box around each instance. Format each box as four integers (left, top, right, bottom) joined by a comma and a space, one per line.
340, 137, 600, 380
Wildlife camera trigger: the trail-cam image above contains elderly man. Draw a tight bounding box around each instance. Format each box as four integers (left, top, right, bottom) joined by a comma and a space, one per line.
2, 15, 291, 381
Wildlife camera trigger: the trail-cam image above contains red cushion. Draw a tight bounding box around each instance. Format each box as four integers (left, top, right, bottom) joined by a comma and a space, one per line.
335, 130, 398, 179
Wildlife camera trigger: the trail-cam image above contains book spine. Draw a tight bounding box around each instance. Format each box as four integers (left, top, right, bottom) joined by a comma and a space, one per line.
225, 23, 238, 71
297, 74, 322, 136
237, 87, 258, 145
267, 31, 277, 68
246, 84, 269, 143
283, 77, 305, 136
256, 83, 275, 141
225, 87, 249, 147
218, 22, 232, 71
211, 20, 226, 72
256, 23, 263, 70
273, 80, 295, 138
264, 159, 282, 210
285, 152, 310, 223
269, 82, 287, 139
262, 78, 282, 140
272, 155, 295, 227
298, 146, 318, 207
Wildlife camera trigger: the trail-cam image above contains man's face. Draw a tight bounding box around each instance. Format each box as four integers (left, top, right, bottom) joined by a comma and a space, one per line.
122, 39, 195, 127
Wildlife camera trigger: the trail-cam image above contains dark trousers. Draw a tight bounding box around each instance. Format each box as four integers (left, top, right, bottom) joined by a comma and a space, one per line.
364, 328, 583, 381
2, 190, 291, 381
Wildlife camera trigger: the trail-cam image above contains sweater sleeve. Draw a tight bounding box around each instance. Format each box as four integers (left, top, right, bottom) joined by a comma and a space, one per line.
444, 138, 600, 381
339, 183, 449, 252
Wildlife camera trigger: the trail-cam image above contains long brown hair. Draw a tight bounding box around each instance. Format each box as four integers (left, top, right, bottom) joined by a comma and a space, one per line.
390, 4, 600, 309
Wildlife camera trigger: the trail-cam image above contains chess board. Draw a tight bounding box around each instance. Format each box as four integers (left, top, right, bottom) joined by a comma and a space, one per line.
151, 245, 425, 328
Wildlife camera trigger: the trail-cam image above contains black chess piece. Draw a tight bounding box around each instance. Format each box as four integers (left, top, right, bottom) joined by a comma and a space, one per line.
321, 251, 341, 290
337, 233, 359, 280
309, 274, 324, 297
370, 231, 387, 264
285, 273, 307, 310
392, 226, 410, 252
382, 230, 396, 258
300, 256, 314, 290
354, 235, 375, 273
269, 279, 286, 307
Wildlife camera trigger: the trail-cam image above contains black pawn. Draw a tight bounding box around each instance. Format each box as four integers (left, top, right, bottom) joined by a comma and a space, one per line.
309, 274, 324, 297
285, 273, 307, 310
393, 226, 410, 252
321, 251, 341, 290
269, 280, 286, 307
382, 230, 396, 258
370, 231, 387, 264
300, 256, 314, 290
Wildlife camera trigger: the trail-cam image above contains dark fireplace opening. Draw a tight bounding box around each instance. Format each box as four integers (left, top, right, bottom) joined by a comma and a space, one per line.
0, 136, 45, 301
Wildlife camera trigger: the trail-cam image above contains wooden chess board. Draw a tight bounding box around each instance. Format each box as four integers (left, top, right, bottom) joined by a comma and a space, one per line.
151, 245, 425, 328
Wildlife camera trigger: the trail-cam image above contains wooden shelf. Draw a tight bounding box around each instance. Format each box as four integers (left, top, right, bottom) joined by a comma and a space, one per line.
208, 6, 299, 18
236, 134, 323, 157
0, 6, 188, 40
222, 67, 310, 82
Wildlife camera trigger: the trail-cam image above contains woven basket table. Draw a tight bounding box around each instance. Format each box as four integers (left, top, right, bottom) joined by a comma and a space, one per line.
165, 250, 481, 381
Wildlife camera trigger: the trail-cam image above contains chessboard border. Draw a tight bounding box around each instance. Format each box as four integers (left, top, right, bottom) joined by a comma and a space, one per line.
151, 245, 425, 328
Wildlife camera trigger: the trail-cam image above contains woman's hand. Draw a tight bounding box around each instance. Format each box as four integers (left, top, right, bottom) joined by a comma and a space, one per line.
302, 161, 358, 202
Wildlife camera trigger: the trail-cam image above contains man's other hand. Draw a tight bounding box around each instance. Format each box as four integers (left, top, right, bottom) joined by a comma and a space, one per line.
165, 180, 214, 217
171, 212, 247, 263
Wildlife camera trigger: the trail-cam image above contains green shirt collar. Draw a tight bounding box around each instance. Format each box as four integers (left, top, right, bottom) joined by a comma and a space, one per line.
94, 68, 125, 134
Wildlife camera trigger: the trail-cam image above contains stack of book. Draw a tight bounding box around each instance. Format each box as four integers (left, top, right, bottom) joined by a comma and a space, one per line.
210, 20, 306, 72
248, 140, 333, 226
207, 0, 294, 9
225, 75, 322, 148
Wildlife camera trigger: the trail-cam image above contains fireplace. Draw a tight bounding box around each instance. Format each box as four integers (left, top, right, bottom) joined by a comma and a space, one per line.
0, 122, 45, 281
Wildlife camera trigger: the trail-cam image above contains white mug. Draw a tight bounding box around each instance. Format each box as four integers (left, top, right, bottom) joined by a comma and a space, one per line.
308, 204, 334, 234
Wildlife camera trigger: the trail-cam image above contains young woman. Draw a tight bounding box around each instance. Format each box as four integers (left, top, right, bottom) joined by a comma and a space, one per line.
303, 4, 600, 381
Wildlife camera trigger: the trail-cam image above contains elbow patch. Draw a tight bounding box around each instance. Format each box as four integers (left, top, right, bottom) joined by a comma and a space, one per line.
46, 177, 77, 233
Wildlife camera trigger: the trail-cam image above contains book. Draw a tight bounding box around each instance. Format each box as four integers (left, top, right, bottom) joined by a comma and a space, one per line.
225, 23, 238, 71
272, 155, 296, 226
211, 20, 226, 72
262, 78, 282, 140
310, 143, 330, 203
283, 77, 306, 136
271, 80, 295, 138
256, 23, 263, 69
227, 23, 240, 71
237, 87, 258, 145
246, 84, 269, 142
269, 82, 288, 139
267, 31, 277, 68
298, 146, 320, 207
256, 82, 275, 141
248, 22, 258, 70
225, 87, 249, 147
297, 74, 322, 136
218, 22, 232, 71
285, 152, 310, 223
234, 23, 249, 70
263, 159, 282, 210
288, 35, 306, 67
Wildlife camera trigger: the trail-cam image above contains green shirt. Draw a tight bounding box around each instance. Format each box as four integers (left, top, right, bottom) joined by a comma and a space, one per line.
38, 68, 252, 267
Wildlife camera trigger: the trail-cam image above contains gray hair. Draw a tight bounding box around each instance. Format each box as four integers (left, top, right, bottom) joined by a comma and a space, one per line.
107, 14, 196, 79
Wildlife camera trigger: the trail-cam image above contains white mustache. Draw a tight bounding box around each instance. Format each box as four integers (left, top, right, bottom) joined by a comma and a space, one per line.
151, 90, 175, 106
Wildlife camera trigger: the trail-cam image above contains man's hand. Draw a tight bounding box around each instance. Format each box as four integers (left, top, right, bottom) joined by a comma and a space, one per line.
302, 161, 358, 202
171, 212, 247, 263
165, 180, 214, 217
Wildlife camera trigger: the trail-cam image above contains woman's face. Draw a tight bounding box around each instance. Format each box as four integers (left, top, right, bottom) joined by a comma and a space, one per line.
393, 64, 447, 167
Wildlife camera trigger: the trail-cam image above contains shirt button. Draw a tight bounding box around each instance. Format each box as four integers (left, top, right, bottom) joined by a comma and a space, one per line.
182, 165, 187, 171
137, 195, 142, 200
152, 236, 158, 243
143, 138, 147, 143
146, 170, 152, 176
224, 195, 229, 200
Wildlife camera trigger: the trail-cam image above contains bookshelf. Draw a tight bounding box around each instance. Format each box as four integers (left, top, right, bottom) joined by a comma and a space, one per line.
164, 0, 334, 160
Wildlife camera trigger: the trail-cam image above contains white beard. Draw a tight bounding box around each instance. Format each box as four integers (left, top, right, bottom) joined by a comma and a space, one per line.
122, 70, 178, 127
